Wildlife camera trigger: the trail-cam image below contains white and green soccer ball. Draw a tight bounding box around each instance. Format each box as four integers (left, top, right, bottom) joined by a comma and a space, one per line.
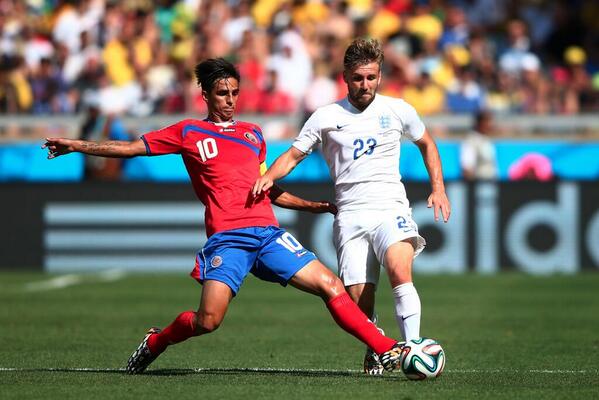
399, 337, 445, 380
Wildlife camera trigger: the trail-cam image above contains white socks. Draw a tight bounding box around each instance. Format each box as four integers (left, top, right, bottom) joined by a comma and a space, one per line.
392, 282, 421, 341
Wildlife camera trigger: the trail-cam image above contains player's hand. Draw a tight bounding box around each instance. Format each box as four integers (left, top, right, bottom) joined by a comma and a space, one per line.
42, 138, 77, 159
316, 201, 337, 215
427, 190, 451, 222
252, 176, 274, 197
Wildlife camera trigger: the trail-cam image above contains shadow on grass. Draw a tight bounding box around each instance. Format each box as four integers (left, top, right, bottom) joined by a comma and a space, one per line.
145, 368, 389, 379
7, 367, 401, 380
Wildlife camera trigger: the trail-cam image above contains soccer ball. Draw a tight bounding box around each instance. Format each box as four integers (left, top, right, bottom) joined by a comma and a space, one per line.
399, 337, 445, 380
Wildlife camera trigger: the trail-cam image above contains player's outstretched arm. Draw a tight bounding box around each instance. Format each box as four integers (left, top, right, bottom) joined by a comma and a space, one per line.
42, 138, 147, 159
268, 184, 337, 215
414, 131, 451, 222
252, 146, 307, 197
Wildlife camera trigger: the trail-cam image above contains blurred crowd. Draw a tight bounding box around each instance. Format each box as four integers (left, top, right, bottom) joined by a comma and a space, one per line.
0, 0, 598, 122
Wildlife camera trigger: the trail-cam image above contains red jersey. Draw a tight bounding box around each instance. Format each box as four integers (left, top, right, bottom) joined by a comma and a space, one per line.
141, 119, 278, 237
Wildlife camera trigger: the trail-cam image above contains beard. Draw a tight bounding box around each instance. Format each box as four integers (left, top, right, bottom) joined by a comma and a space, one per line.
349, 89, 376, 110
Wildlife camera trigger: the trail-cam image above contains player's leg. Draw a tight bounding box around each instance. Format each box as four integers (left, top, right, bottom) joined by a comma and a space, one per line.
345, 283, 376, 321
126, 280, 233, 374
150, 230, 257, 348
254, 227, 402, 369
148, 280, 233, 353
384, 240, 421, 341
337, 221, 386, 373
339, 236, 379, 317
345, 282, 386, 374
127, 229, 254, 374
288, 260, 401, 363
373, 210, 426, 342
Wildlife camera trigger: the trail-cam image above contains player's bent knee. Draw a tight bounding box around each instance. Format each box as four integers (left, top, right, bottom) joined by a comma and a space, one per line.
196, 312, 223, 334
386, 267, 412, 287
319, 272, 346, 300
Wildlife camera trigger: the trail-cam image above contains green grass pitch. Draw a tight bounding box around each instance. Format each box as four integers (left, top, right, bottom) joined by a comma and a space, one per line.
1, 271, 598, 399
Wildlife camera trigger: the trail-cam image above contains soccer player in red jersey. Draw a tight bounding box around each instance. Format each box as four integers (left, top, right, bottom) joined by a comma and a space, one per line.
42, 58, 404, 374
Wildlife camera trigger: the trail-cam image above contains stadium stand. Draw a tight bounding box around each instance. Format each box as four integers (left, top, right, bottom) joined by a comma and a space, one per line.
0, 0, 596, 119
0, 0, 597, 181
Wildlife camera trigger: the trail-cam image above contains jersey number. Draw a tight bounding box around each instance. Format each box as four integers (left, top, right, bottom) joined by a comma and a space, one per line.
276, 232, 304, 253
353, 138, 377, 160
196, 138, 218, 162
396, 216, 413, 233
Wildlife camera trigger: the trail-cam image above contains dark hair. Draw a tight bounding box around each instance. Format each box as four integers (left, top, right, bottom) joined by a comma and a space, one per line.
194, 58, 240, 92
343, 38, 384, 71
474, 110, 492, 127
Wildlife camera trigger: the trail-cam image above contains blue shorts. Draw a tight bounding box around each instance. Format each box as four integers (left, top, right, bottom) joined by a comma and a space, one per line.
190, 226, 317, 295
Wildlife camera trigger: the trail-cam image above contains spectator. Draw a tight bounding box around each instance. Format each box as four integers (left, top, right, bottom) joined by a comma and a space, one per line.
79, 95, 130, 180
315, 0, 354, 41
461, 0, 508, 30
446, 65, 484, 113
266, 29, 312, 104
367, 0, 401, 41
402, 71, 445, 115
302, 62, 338, 118
235, 30, 266, 113
144, 45, 177, 112
256, 69, 296, 114
51, 0, 83, 54
0, 56, 32, 113
563, 46, 593, 112
406, 1, 443, 44
460, 110, 498, 181
498, 19, 539, 77
102, 19, 135, 87
0, 0, 597, 120
61, 30, 101, 86
438, 5, 469, 50
520, 53, 550, 114
21, 27, 55, 73
222, 0, 254, 48
29, 57, 61, 114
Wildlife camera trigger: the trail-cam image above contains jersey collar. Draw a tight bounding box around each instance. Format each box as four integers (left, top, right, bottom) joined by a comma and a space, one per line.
203, 118, 237, 128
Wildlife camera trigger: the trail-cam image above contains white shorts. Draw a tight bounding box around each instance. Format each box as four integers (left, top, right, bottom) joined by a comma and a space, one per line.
333, 208, 426, 286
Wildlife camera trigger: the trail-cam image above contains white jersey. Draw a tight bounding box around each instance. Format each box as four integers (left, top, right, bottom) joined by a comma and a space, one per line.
293, 94, 425, 212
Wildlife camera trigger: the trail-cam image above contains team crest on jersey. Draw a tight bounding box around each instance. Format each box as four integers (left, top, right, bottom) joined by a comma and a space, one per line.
211, 256, 223, 268
379, 115, 391, 129
244, 132, 258, 144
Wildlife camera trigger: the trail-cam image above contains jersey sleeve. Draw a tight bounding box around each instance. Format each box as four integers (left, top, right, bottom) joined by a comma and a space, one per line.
395, 100, 425, 142
140, 120, 186, 156
292, 110, 322, 154
252, 124, 267, 164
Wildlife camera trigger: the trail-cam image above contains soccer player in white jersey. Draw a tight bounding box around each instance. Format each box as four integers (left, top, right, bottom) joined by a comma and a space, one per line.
253, 38, 451, 374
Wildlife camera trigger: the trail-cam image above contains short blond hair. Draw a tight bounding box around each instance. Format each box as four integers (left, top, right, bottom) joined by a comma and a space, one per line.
343, 38, 384, 71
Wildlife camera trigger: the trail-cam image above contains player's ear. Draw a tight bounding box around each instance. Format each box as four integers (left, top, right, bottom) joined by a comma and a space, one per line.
342, 70, 349, 84
201, 89, 209, 103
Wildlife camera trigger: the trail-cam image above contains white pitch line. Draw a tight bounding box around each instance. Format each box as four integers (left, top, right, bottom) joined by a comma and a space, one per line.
0, 367, 597, 374
23, 269, 127, 292
0, 368, 123, 372
23, 274, 82, 292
